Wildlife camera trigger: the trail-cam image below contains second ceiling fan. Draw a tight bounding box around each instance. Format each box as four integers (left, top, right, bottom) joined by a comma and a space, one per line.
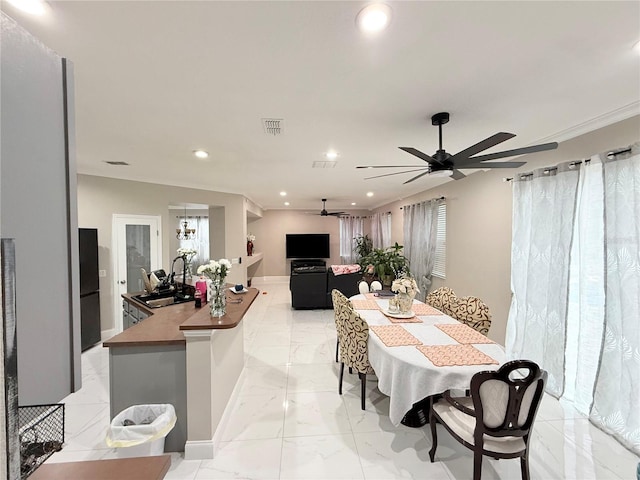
357, 112, 558, 184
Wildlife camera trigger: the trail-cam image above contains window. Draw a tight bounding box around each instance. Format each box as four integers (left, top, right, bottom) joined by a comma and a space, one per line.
432, 203, 446, 278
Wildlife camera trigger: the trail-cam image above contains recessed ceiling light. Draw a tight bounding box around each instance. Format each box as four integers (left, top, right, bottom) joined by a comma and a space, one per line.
356, 3, 392, 33
193, 150, 209, 159
366, 192, 374, 197
284, 202, 290, 206
325, 151, 339, 160
280, 191, 287, 197
6, 0, 46, 15
351, 202, 356, 206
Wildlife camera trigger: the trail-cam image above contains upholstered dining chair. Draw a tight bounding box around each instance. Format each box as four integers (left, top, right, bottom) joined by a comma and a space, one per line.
331, 289, 350, 363
428, 360, 547, 480
425, 286, 457, 313
332, 289, 375, 410
447, 296, 492, 336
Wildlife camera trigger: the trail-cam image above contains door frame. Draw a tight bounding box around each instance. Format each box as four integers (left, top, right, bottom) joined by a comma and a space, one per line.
112, 214, 163, 332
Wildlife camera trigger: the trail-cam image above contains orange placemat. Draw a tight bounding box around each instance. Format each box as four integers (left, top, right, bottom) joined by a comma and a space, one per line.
383, 313, 422, 323
364, 293, 377, 300
352, 299, 380, 310
436, 324, 495, 344
417, 344, 499, 367
412, 304, 445, 316
370, 325, 422, 347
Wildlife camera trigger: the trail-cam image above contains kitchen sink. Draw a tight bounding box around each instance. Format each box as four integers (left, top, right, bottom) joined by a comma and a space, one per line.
132, 290, 194, 309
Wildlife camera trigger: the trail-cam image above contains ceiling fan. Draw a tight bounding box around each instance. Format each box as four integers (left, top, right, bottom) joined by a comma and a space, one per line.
357, 112, 558, 184
316, 198, 345, 217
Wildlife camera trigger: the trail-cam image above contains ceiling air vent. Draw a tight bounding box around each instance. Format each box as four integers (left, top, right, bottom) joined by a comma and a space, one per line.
312, 161, 337, 168
105, 161, 130, 166
262, 118, 284, 136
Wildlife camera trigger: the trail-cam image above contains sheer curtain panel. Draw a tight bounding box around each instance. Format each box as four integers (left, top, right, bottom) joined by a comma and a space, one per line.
371, 212, 391, 249
402, 198, 443, 300
339, 216, 363, 264
506, 164, 579, 396
590, 146, 640, 455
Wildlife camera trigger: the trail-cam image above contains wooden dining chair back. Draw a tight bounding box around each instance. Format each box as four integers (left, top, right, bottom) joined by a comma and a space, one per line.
332, 290, 375, 410
429, 360, 547, 480
331, 289, 350, 363
425, 287, 457, 313
447, 295, 492, 336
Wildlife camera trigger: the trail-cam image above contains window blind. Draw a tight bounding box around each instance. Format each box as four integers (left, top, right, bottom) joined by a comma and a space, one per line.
432, 203, 446, 278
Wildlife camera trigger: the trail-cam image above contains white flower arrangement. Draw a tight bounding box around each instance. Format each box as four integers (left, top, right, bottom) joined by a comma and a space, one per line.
391, 274, 419, 297
197, 258, 232, 282
177, 247, 197, 258
247, 234, 256, 242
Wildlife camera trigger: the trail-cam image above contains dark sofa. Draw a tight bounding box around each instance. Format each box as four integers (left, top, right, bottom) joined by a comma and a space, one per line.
290, 266, 362, 309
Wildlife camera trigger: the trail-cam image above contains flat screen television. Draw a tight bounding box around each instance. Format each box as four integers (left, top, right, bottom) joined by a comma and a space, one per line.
286, 233, 330, 259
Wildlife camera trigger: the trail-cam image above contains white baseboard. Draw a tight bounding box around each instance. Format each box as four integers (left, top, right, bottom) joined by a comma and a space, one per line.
184, 439, 215, 460
251, 275, 289, 285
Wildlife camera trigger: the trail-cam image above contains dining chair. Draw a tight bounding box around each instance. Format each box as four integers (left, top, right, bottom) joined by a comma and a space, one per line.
428, 360, 547, 480
331, 289, 351, 363
447, 295, 492, 336
333, 291, 375, 410
425, 286, 457, 313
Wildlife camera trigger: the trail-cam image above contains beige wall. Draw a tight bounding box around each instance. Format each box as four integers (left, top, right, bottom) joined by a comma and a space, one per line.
77, 175, 247, 334
248, 209, 371, 277
373, 115, 640, 344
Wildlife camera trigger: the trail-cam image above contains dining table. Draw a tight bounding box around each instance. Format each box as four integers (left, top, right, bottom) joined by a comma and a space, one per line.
350, 293, 507, 426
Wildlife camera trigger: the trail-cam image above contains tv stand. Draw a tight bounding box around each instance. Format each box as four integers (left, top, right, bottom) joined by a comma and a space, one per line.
291, 259, 326, 269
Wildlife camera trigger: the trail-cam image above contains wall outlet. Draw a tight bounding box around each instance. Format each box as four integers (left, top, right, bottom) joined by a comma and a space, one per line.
231, 257, 241, 265
98, 270, 107, 277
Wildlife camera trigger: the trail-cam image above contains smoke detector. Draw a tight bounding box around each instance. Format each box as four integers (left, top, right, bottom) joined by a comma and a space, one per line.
262, 118, 284, 136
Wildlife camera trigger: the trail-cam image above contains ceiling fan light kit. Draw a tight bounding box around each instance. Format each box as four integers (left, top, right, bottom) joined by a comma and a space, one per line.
357, 112, 558, 183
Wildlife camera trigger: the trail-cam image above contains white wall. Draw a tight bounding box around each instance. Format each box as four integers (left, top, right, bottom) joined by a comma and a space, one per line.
77, 175, 247, 334
374, 115, 640, 344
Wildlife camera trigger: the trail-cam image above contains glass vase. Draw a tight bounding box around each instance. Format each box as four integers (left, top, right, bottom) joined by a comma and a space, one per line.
396, 292, 415, 314
208, 279, 227, 317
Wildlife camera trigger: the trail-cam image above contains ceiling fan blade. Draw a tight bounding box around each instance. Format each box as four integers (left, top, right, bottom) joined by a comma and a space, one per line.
328, 212, 346, 216
466, 142, 558, 163
398, 147, 438, 164
365, 168, 428, 180
460, 161, 526, 169
357, 165, 429, 169
448, 132, 516, 164
403, 170, 432, 184
450, 169, 466, 180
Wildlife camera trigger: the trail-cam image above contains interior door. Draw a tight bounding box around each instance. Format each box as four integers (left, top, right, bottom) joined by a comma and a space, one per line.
113, 215, 162, 331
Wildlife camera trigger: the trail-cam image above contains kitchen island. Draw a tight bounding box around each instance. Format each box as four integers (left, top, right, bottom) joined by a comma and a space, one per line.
103, 286, 259, 457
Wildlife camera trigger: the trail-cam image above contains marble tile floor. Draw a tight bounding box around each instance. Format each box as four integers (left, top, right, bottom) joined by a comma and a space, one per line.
46, 278, 639, 479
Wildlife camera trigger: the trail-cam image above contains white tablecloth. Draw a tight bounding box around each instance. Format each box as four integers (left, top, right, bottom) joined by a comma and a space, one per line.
352, 294, 506, 426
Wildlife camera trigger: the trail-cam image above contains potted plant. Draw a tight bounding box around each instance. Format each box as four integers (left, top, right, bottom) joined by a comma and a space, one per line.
360, 243, 409, 288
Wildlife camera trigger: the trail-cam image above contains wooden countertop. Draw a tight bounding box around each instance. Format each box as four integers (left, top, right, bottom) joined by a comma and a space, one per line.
30, 455, 171, 480
103, 287, 260, 348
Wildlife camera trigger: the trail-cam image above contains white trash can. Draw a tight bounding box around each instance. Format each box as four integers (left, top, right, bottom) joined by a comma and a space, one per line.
106, 404, 176, 458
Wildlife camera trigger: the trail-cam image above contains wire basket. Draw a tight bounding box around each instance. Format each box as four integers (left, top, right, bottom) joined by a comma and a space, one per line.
18, 404, 65, 479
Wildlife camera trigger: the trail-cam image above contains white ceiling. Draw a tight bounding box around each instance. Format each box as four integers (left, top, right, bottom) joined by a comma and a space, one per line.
4, 1, 639, 212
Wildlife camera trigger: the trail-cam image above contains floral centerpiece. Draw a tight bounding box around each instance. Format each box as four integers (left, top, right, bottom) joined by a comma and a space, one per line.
197, 259, 232, 317
177, 247, 197, 277
391, 274, 419, 314
246, 233, 255, 256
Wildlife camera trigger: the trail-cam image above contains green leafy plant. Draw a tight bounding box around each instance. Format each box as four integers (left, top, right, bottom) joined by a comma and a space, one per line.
354, 234, 373, 266
360, 242, 409, 283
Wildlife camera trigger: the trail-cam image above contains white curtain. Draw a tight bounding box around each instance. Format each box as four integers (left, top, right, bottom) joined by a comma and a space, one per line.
178, 216, 210, 269
402, 198, 443, 300
506, 164, 579, 396
371, 212, 391, 249
507, 143, 640, 455
339, 216, 363, 264
590, 147, 640, 455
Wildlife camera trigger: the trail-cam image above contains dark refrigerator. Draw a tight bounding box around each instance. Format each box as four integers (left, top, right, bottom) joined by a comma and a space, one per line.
79, 228, 101, 351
